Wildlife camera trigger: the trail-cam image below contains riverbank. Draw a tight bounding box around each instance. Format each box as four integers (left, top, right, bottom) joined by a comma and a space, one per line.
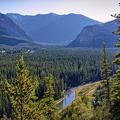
56, 81, 101, 112
55, 87, 76, 105
58, 81, 101, 118
56, 85, 86, 108
75, 81, 100, 99
56, 86, 81, 111
55, 97, 65, 105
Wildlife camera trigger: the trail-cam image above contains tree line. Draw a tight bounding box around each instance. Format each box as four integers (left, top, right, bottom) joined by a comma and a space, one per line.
0, 47, 116, 119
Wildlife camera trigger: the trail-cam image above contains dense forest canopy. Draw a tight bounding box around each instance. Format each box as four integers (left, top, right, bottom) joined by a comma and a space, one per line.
0, 47, 116, 98
0, 47, 117, 119
0, 1, 120, 119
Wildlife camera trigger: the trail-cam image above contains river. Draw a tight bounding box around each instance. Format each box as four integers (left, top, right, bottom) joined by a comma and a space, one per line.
56, 87, 77, 110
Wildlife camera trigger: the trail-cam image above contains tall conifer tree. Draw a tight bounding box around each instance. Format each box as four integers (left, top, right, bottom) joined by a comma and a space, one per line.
5, 52, 39, 120
0, 77, 11, 118
110, 8, 120, 120
101, 42, 111, 106
101, 42, 111, 119
40, 74, 58, 120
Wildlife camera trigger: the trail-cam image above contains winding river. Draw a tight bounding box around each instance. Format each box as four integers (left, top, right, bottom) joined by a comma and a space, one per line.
56, 87, 77, 110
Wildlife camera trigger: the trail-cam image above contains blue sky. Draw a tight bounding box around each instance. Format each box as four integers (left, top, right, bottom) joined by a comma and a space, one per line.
0, 0, 119, 22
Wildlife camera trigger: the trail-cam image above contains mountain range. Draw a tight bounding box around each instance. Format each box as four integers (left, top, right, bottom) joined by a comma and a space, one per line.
68, 20, 118, 48
7, 13, 100, 45
0, 13, 32, 46
0, 12, 118, 48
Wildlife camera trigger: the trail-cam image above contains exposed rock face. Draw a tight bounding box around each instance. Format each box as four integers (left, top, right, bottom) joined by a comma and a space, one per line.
68, 20, 118, 48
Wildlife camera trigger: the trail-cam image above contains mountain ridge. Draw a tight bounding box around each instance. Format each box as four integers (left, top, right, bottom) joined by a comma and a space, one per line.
7, 13, 101, 45
0, 13, 33, 46
68, 20, 118, 48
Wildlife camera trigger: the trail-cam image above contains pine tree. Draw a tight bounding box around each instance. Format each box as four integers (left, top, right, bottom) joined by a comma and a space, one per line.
101, 42, 111, 119
0, 74, 11, 119
0, 79, 5, 118
5, 52, 39, 120
0, 79, 7, 118
110, 10, 120, 120
101, 42, 111, 106
40, 74, 58, 120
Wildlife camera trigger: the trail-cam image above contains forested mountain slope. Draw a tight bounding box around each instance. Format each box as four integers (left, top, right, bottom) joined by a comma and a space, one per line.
0, 13, 32, 46
68, 20, 118, 48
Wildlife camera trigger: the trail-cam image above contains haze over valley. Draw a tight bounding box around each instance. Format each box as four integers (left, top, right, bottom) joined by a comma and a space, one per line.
0, 1, 120, 120
6, 13, 101, 45
0, 12, 118, 48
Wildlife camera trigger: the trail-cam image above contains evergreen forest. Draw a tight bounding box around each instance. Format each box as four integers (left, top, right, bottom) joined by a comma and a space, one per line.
0, 46, 118, 119
0, 5, 120, 120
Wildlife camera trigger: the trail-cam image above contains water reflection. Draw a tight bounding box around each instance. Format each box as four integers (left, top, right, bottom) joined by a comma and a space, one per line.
56, 88, 75, 110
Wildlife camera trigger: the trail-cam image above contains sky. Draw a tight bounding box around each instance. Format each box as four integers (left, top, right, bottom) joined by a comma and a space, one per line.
0, 0, 120, 22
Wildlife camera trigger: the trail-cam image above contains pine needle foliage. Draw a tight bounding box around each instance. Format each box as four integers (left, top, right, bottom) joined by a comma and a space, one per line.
110, 12, 120, 120
5, 52, 39, 120
101, 42, 111, 107
101, 42, 111, 119
0, 77, 11, 119
40, 74, 58, 120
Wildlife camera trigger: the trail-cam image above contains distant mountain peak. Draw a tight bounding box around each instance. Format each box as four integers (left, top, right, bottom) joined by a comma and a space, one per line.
49, 12, 58, 16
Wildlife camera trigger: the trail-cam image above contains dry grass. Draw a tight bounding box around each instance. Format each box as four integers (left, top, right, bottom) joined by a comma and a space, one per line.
75, 81, 101, 100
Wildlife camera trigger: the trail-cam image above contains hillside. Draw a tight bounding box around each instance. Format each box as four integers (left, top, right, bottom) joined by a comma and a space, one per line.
0, 13, 32, 46
7, 13, 100, 45
68, 20, 118, 48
